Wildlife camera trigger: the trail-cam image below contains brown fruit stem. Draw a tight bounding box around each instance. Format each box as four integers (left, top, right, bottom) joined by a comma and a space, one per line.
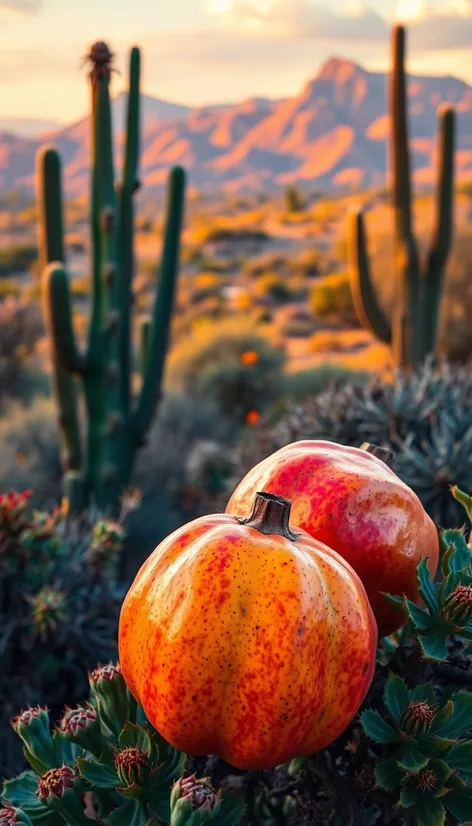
237, 491, 301, 540
360, 442, 395, 468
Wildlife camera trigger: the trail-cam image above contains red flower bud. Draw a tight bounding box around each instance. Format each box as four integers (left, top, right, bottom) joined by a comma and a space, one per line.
37, 767, 75, 801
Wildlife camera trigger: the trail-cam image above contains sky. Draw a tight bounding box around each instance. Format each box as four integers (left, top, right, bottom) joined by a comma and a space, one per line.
1, 0, 472, 123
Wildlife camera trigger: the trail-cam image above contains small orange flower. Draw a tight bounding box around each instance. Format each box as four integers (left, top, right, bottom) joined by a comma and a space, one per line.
245, 410, 260, 426
240, 350, 259, 366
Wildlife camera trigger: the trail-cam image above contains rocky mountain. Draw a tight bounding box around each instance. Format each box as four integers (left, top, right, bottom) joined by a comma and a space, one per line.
2, 58, 472, 195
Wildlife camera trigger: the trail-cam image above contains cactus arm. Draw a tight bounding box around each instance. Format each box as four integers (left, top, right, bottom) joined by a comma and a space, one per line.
348, 210, 392, 345
43, 264, 86, 374
133, 166, 185, 442
36, 148, 83, 472
390, 24, 421, 366
37, 147, 65, 263
117, 46, 141, 415
391, 25, 414, 244
421, 105, 455, 358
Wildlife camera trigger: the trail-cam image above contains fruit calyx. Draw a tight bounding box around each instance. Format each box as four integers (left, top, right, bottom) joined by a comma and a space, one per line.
360, 442, 395, 468
237, 491, 301, 541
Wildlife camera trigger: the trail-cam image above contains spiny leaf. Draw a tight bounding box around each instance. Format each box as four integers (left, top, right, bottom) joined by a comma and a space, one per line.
374, 759, 405, 791
417, 557, 439, 613
384, 672, 410, 722
77, 757, 119, 789
397, 743, 430, 772
360, 711, 402, 744
438, 692, 472, 738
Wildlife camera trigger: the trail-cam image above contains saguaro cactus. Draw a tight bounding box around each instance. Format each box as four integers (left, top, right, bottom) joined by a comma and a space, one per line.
37, 42, 186, 509
349, 25, 455, 367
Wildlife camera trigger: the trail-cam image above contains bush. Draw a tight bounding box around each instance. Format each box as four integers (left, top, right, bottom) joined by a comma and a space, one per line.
252, 274, 293, 304
284, 364, 370, 402
0, 398, 62, 509
166, 320, 285, 426
0, 299, 46, 407
0, 245, 37, 277
310, 271, 358, 325
0, 492, 125, 777
229, 359, 472, 528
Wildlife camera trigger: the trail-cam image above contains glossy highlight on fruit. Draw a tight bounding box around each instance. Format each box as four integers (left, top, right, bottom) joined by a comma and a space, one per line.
227, 440, 439, 637
119, 492, 377, 770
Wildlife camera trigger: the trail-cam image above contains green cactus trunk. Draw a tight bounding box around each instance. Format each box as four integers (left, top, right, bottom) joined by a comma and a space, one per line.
349, 24, 455, 368
37, 44, 186, 510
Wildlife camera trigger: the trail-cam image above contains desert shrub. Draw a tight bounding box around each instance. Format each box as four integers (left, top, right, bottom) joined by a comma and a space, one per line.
294, 248, 324, 277
0, 245, 37, 276
285, 184, 304, 213
0, 299, 46, 407
252, 274, 293, 304
229, 359, 472, 528
284, 364, 370, 402
243, 252, 290, 279
0, 492, 126, 777
0, 398, 62, 508
201, 226, 270, 245
166, 320, 285, 426
0, 280, 20, 299
280, 317, 315, 338
310, 271, 358, 325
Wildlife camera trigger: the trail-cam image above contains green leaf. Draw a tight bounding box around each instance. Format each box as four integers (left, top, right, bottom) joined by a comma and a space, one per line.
418, 628, 450, 661
360, 710, 401, 744
441, 528, 472, 573
214, 792, 246, 826
118, 724, 152, 756
444, 784, 472, 822
411, 682, 437, 707
2, 772, 43, 811
418, 558, 439, 613
77, 757, 119, 789
438, 692, 472, 738
106, 799, 151, 826
384, 672, 410, 722
397, 743, 430, 772
383, 593, 406, 610
430, 700, 454, 734
415, 795, 445, 826
53, 732, 84, 766
399, 776, 421, 808
451, 487, 472, 524
405, 600, 436, 631
445, 741, 472, 773
374, 759, 405, 791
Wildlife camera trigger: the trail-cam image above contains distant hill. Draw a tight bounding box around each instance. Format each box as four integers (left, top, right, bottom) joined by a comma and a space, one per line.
2, 58, 472, 194
0, 117, 63, 138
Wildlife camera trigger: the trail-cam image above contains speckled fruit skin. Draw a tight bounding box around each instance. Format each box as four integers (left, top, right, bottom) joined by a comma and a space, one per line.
118, 502, 377, 771
226, 440, 439, 638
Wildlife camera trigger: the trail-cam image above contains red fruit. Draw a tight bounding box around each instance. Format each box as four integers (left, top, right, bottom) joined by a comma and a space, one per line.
226, 440, 439, 637
119, 492, 376, 770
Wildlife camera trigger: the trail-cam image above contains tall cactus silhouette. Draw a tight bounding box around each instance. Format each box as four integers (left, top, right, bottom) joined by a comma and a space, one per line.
37, 42, 186, 509
349, 25, 455, 367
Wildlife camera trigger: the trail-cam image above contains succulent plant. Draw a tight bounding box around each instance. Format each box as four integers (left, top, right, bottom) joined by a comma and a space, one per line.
1, 663, 243, 826
0, 492, 124, 778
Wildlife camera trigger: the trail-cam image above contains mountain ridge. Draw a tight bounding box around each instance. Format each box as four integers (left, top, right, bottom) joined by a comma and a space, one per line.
2, 57, 472, 195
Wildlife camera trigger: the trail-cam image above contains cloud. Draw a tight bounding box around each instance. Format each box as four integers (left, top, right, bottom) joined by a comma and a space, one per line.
0, 0, 40, 11
406, 7, 472, 51
207, 0, 389, 40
